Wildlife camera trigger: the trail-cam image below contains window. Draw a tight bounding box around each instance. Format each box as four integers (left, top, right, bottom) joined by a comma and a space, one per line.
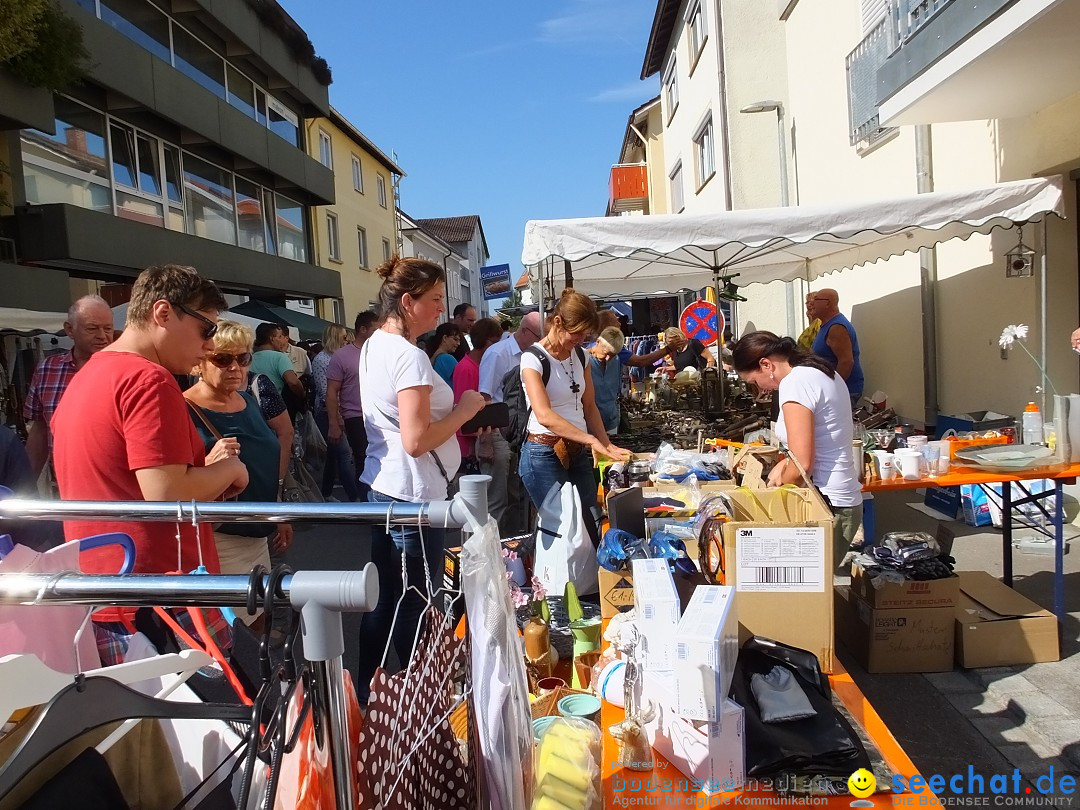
172, 25, 226, 99
267, 96, 299, 147
318, 129, 333, 169
351, 155, 363, 193
331, 298, 345, 325
382, 238, 391, 263
182, 152, 236, 245
226, 64, 258, 121
669, 161, 685, 213
109, 123, 137, 189
234, 177, 265, 251
99, 0, 171, 63
693, 116, 715, 189
274, 194, 307, 261
663, 59, 679, 121
20, 97, 111, 214
326, 212, 340, 261
376, 174, 387, 208
357, 227, 368, 268
687, 1, 707, 64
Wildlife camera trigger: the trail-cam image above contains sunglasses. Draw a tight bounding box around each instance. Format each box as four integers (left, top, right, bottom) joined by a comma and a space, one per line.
174, 302, 218, 340
207, 352, 253, 369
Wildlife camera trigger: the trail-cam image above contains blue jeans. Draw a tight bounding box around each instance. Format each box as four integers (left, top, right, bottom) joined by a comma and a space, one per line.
356, 490, 447, 703
314, 409, 361, 501
519, 440, 600, 547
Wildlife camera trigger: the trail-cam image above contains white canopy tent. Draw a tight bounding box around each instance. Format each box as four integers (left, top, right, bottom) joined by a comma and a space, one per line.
522, 175, 1065, 298
0, 308, 67, 336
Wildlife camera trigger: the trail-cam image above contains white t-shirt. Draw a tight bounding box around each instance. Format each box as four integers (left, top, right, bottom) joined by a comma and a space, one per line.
359, 329, 461, 502
776, 365, 862, 507
478, 335, 523, 402
521, 345, 588, 436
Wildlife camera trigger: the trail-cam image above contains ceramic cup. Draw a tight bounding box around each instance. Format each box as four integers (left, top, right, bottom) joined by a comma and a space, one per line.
536, 677, 566, 694
894, 448, 923, 480
558, 693, 603, 725
872, 450, 896, 481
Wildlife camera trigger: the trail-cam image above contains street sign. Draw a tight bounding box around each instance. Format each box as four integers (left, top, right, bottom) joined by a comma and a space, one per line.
679, 299, 723, 347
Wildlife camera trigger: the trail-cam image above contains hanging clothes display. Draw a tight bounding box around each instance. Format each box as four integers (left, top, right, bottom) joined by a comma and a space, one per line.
356, 605, 474, 809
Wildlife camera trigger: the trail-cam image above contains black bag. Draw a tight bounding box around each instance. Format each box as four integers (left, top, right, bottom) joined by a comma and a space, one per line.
731, 636, 871, 778
502, 345, 585, 452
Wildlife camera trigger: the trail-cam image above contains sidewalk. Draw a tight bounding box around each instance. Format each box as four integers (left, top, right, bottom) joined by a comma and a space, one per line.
844, 485, 1080, 795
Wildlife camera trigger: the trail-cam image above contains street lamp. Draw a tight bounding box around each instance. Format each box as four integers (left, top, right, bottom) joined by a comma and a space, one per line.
740, 100, 795, 333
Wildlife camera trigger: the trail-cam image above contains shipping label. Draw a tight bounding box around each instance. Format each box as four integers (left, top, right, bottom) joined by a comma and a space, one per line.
733, 526, 826, 593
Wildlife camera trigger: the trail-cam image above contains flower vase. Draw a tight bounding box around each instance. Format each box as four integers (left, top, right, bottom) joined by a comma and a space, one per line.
569, 618, 603, 688
524, 617, 551, 666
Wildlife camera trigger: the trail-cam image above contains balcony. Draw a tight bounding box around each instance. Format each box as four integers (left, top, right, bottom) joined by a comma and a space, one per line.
845, 15, 894, 147
608, 164, 649, 215
877, 0, 1080, 126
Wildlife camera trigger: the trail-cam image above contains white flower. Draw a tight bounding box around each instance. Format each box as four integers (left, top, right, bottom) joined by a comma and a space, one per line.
998, 324, 1029, 350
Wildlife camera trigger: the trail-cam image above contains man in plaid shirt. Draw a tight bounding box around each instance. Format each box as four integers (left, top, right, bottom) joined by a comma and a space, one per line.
24, 295, 115, 482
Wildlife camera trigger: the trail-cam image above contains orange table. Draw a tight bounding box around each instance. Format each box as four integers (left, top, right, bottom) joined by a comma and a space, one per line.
602, 657, 925, 807
862, 460, 1080, 634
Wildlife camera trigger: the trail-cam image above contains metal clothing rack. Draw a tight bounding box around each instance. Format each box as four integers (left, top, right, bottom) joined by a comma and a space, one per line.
0, 475, 491, 810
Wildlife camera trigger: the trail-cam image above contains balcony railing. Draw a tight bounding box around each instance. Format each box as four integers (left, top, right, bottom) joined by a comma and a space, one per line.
846, 15, 894, 146
608, 164, 648, 214
890, 0, 955, 48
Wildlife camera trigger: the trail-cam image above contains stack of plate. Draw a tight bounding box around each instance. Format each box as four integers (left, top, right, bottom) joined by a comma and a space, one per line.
953, 444, 1054, 472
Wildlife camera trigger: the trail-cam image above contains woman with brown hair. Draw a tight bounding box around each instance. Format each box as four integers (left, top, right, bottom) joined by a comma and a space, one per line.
425, 321, 463, 386
356, 256, 485, 702
519, 289, 632, 542
730, 330, 862, 571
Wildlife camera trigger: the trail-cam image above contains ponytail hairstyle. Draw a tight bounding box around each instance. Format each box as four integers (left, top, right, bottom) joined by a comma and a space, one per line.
374, 255, 445, 340
730, 330, 836, 378
547, 288, 599, 337
426, 322, 462, 358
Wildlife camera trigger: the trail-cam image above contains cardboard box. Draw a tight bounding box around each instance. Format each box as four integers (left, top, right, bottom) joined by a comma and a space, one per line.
720, 487, 836, 672
642, 671, 745, 794
850, 567, 959, 609
598, 567, 636, 618
954, 571, 1059, 668
633, 558, 682, 670
835, 586, 954, 674
674, 586, 738, 723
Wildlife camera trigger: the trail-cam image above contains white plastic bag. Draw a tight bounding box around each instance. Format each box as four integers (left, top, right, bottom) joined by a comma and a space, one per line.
534, 481, 599, 596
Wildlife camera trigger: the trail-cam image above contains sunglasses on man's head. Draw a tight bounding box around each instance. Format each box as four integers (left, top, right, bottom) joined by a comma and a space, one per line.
207, 352, 252, 369
174, 302, 218, 340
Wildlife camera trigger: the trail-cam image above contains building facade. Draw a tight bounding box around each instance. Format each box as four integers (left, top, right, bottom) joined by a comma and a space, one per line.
397, 210, 470, 317
0, 0, 339, 312
307, 106, 403, 324
414, 216, 489, 315
607, 96, 668, 217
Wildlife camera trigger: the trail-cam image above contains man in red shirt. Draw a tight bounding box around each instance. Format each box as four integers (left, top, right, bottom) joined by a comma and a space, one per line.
52, 265, 248, 655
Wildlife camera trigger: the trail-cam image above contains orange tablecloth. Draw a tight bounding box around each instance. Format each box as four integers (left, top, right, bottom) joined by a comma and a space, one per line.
862, 461, 1080, 493
601, 657, 926, 808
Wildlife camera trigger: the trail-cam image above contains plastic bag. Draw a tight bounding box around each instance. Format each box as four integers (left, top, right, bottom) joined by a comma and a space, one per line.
532, 717, 602, 810
534, 482, 599, 596
297, 410, 327, 468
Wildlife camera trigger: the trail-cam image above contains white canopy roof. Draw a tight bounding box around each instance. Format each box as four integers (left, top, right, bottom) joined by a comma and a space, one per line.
521, 176, 1064, 296
0, 307, 66, 335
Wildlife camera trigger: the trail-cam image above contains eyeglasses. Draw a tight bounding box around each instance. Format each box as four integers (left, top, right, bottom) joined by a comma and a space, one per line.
174, 302, 218, 340
207, 352, 253, 369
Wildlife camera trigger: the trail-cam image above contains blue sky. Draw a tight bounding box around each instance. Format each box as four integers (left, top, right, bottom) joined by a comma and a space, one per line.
281, 0, 658, 277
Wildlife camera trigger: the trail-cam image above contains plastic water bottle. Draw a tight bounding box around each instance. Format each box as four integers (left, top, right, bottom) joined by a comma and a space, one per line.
1022, 402, 1043, 446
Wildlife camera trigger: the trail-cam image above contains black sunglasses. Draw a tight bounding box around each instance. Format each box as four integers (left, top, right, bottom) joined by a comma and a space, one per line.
174, 302, 218, 340
207, 352, 252, 369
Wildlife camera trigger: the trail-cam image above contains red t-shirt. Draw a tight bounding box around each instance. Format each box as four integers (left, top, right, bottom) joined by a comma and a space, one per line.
52, 351, 219, 595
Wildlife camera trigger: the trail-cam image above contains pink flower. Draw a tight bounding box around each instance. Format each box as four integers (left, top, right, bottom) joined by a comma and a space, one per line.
530, 576, 547, 603
509, 584, 530, 608
501, 548, 518, 562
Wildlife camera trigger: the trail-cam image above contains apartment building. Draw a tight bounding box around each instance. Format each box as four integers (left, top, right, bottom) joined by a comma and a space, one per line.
308, 106, 404, 324
397, 210, 471, 317
414, 216, 489, 315
607, 96, 667, 217
0, 0, 339, 312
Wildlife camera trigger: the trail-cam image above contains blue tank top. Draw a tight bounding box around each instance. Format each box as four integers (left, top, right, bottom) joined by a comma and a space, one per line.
811, 313, 864, 397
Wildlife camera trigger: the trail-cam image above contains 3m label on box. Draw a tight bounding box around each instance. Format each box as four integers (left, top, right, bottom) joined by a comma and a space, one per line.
734, 526, 825, 593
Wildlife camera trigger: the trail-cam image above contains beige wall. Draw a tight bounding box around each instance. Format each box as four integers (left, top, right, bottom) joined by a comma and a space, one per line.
307, 117, 397, 323
644, 104, 669, 215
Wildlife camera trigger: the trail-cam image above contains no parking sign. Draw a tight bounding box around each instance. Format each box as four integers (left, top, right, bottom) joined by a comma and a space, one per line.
679, 299, 723, 347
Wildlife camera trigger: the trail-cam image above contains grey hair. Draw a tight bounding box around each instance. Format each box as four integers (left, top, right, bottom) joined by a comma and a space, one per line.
67, 294, 111, 324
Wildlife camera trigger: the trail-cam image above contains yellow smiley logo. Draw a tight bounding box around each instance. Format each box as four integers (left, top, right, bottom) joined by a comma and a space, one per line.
848, 768, 876, 798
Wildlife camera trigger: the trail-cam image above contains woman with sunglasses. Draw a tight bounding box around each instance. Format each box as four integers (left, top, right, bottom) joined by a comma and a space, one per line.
184, 321, 294, 599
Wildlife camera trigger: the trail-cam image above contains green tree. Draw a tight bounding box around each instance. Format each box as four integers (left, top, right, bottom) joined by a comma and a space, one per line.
0, 0, 50, 63
0, 0, 87, 91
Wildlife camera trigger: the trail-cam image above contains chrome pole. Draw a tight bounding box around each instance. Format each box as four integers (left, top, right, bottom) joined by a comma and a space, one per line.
311, 657, 354, 810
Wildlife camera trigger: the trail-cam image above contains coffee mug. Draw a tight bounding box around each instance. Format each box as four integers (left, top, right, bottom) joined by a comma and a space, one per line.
872, 450, 896, 480
894, 448, 923, 480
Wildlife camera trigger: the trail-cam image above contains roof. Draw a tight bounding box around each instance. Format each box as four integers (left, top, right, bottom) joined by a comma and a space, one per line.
513, 268, 531, 290
326, 106, 405, 177
619, 95, 661, 164
397, 210, 464, 261
415, 216, 489, 258
641, 0, 682, 79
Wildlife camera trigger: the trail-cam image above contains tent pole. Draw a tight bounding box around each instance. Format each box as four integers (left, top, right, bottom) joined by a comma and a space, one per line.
1040, 219, 1049, 418
915, 124, 939, 430
714, 266, 725, 412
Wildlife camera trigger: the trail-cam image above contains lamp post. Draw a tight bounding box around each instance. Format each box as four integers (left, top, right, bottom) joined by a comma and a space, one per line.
740, 100, 794, 334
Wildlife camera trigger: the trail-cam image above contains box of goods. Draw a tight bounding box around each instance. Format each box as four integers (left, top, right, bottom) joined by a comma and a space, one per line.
954, 571, 1058, 668
835, 585, 954, 674
673, 586, 738, 724
850, 566, 959, 610
947, 435, 1011, 459
633, 558, 682, 670
935, 411, 1015, 439
718, 487, 836, 672
641, 669, 745, 795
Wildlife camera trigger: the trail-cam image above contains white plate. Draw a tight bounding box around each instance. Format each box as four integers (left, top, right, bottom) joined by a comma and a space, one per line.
954, 443, 1054, 471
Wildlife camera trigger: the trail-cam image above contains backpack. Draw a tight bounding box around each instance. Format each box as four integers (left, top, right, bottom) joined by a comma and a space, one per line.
502, 345, 586, 452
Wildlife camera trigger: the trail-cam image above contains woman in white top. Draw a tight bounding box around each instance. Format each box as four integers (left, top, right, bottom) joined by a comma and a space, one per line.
357, 256, 485, 703
730, 331, 863, 572
520, 289, 632, 544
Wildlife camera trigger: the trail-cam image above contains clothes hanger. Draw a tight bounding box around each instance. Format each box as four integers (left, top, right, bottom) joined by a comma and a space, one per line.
0, 674, 252, 800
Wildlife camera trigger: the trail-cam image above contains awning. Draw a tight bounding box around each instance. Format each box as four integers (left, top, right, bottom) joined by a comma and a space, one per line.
0, 307, 67, 335
521, 176, 1065, 296
229, 301, 334, 342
